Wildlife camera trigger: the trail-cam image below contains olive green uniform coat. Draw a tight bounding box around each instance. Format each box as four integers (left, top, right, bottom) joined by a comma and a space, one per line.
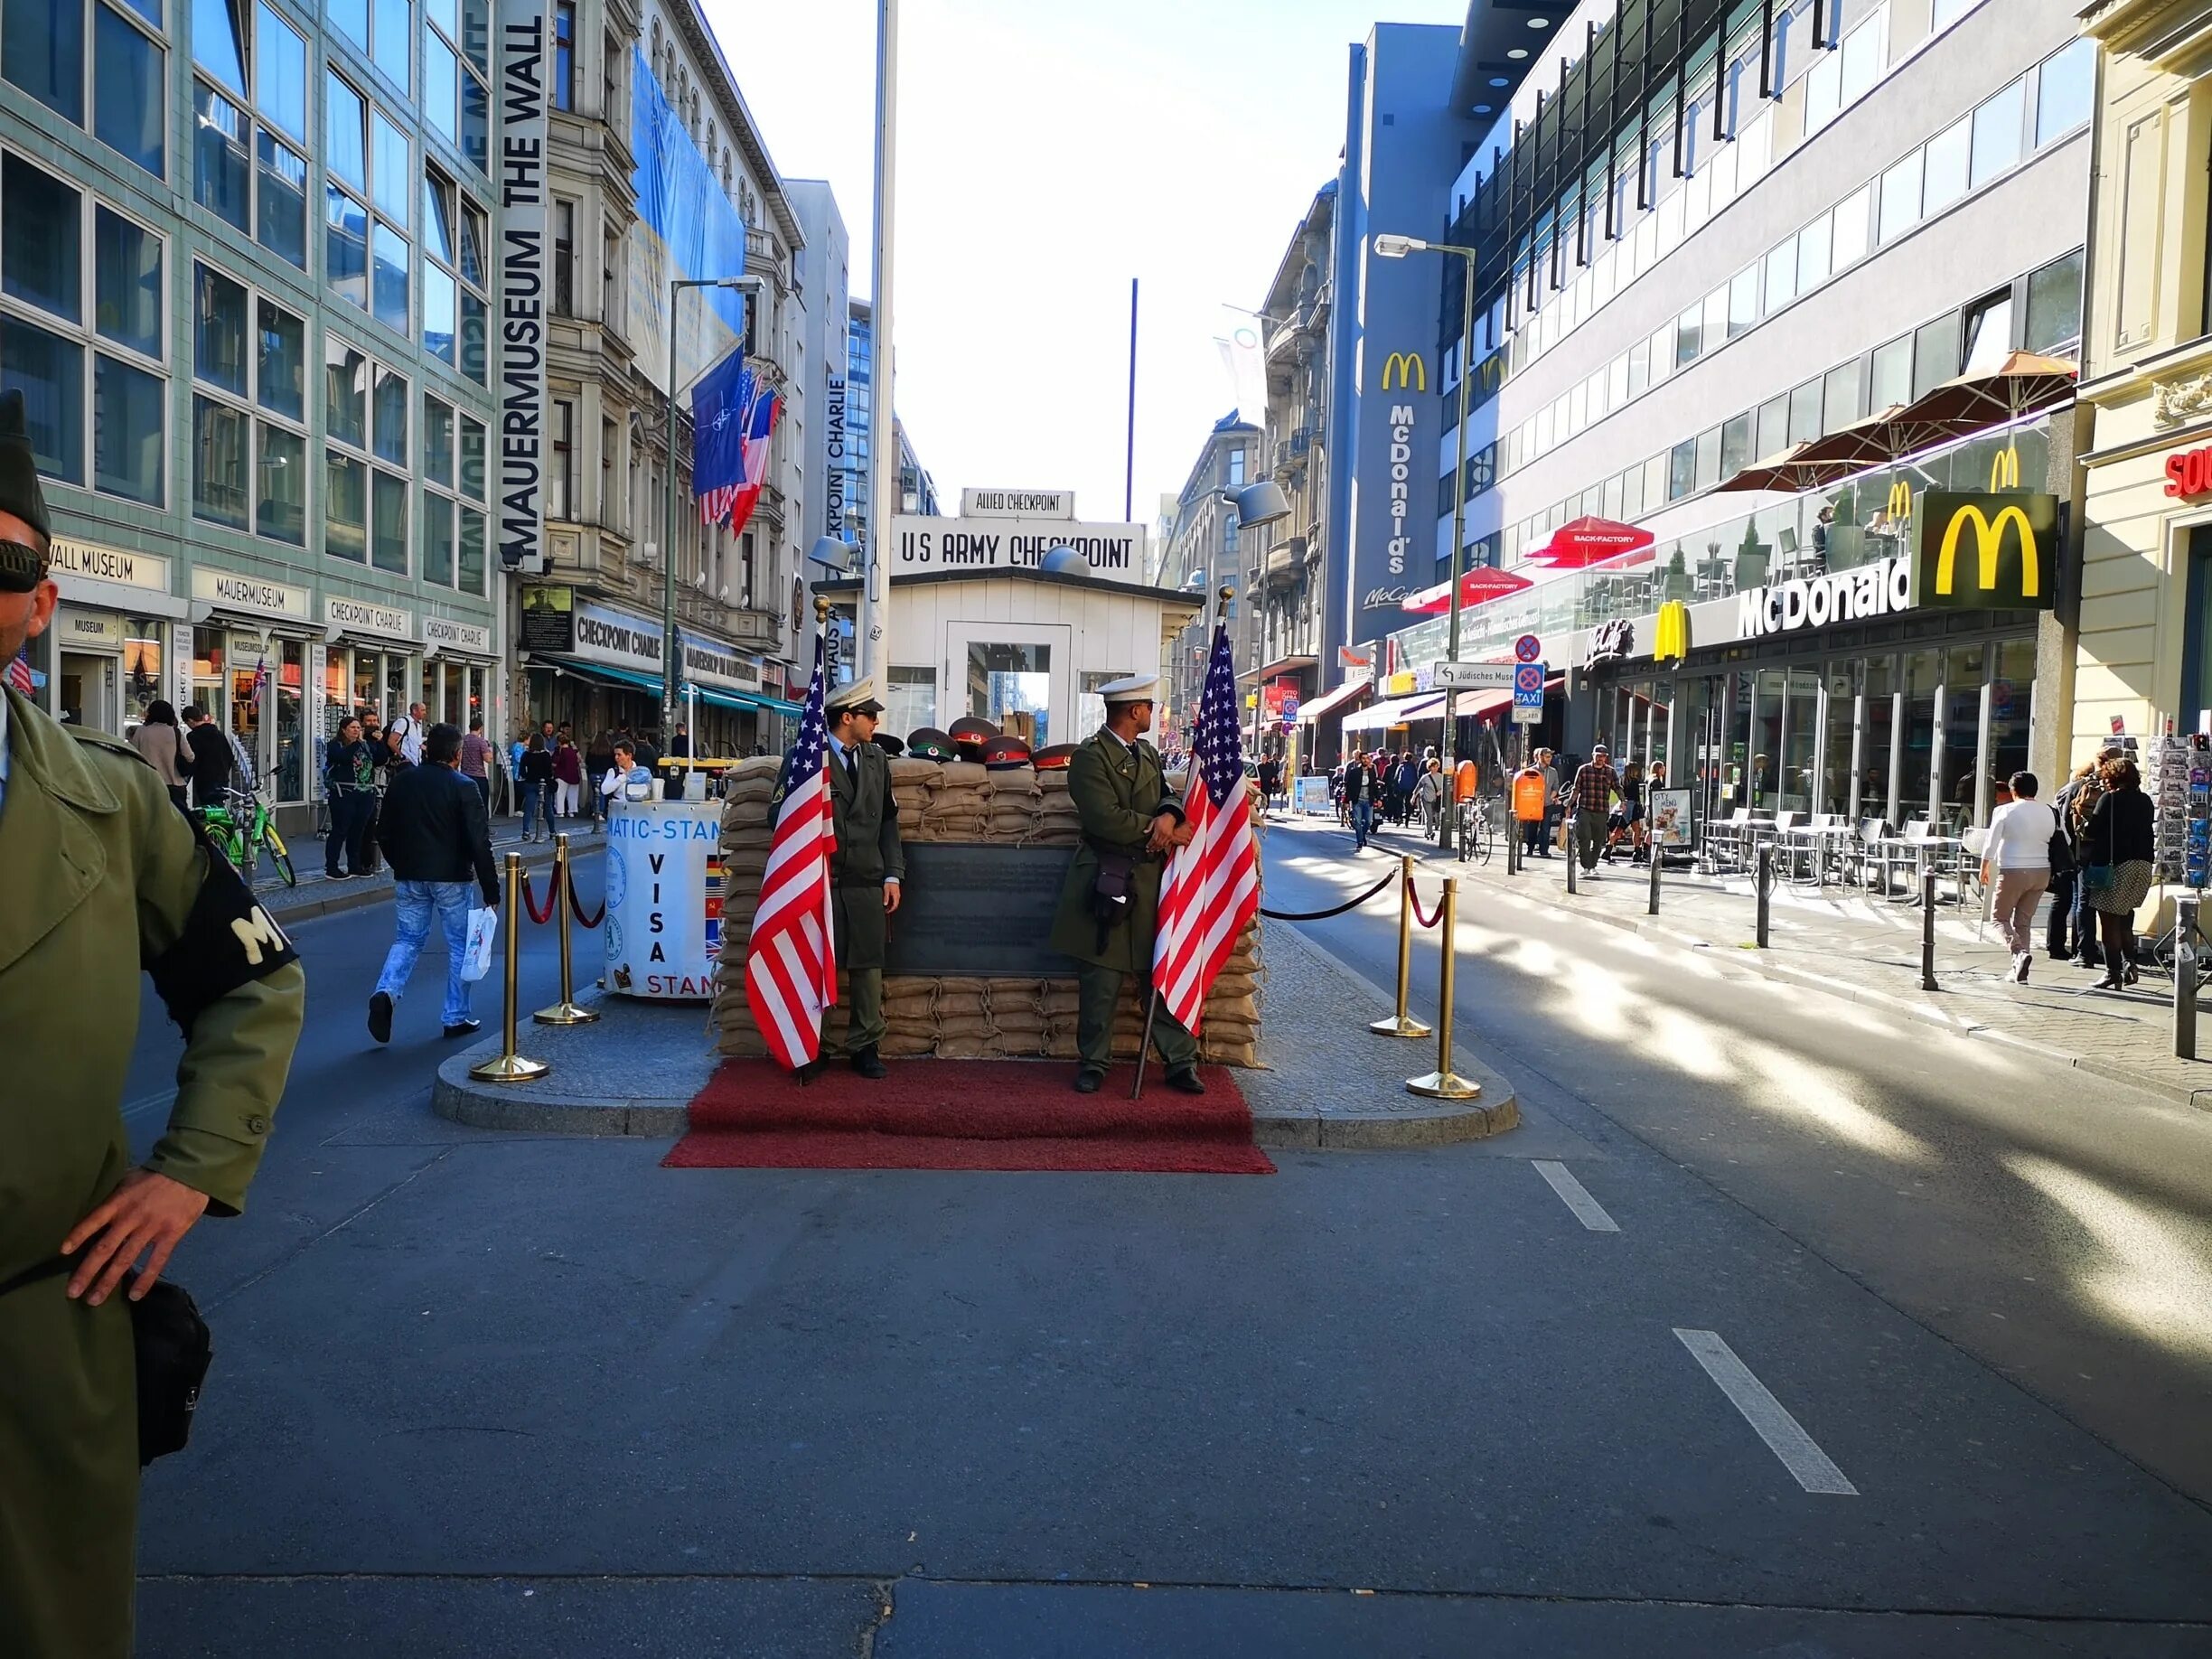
826, 737, 903, 1052
0, 688, 305, 1659
1046, 729, 1198, 1070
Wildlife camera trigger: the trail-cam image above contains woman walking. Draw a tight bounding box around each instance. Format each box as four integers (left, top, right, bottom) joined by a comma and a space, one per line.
129, 698, 192, 811
1980, 771, 2056, 983
2081, 755, 2156, 990
518, 733, 557, 841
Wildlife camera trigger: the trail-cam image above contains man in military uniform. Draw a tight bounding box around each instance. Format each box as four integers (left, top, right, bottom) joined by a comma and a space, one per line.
0, 390, 306, 1659
1048, 674, 1206, 1096
812, 676, 904, 1080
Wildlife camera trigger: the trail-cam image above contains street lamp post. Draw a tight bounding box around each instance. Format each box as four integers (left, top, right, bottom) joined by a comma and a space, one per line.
1374, 233, 1479, 853
863, 0, 900, 686
661, 274, 753, 742
1204, 479, 1291, 751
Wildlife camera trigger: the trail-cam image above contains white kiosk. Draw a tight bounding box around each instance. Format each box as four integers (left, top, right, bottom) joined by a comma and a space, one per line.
603, 797, 724, 999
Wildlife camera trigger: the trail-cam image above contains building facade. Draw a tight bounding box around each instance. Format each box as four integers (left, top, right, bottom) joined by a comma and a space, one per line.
1160, 412, 1260, 744
1380, 0, 2095, 839
1, 0, 507, 820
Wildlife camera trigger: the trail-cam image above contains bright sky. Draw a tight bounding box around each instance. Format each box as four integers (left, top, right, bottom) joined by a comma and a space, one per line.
703, 0, 1472, 530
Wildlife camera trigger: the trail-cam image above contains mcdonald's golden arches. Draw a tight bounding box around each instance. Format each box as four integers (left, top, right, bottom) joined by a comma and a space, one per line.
1886, 480, 1914, 522
1654, 600, 1692, 663
1910, 491, 2057, 611
1988, 445, 2022, 492
1381, 351, 1427, 393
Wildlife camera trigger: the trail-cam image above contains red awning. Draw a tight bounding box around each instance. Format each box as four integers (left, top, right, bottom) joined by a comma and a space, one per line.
1400, 565, 1534, 615
1295, 673, 1372, 725
1529, 516, 1656, 568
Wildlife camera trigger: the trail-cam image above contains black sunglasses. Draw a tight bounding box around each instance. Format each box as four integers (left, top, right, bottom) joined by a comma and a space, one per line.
0, 539, 47, 593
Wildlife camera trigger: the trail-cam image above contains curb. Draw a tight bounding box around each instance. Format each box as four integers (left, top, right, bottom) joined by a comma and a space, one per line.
267, 837, 599, 926
1449, 861, 2212, 1112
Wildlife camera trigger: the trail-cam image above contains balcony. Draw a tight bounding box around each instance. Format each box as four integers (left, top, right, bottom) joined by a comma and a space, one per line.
1263, 537, 1305, 590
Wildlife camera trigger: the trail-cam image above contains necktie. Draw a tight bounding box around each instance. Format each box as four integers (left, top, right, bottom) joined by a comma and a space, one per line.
845, 749, 858, 787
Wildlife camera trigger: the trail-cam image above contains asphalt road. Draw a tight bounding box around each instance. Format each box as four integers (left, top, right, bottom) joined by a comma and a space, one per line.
117, 825, 2212, 1658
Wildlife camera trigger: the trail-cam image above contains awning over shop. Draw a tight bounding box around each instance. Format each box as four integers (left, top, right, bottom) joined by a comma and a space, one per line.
691, 684, 804, 717
538, 655, 662, 696
1296, 673, 1372, 725
1342, 693, 1444, 732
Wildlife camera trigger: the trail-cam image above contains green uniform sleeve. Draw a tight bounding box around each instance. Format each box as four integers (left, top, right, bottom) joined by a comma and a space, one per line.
879, 768, 904, 885
128, 764, 305, 1216
1070, 741, 1165, 850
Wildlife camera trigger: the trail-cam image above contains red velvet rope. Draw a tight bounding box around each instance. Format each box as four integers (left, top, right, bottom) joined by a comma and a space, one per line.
519, 868, 556, 926
568, 883, 605, 930
1407, 876, 1446, 932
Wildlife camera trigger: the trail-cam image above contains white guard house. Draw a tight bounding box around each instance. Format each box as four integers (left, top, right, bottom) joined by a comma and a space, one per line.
822, 513, 1204, 746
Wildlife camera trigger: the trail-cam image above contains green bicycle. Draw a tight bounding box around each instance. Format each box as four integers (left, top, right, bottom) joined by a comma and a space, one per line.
193, 787, 297, 889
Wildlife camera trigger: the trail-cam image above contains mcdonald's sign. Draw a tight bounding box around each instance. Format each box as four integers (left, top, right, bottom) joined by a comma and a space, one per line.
1910, 491, 2058, 611
1381, 351, 1428, 393
1654, 600, 1692, 662
1886, 480, 1914, 522
1988, 445, 2023, 492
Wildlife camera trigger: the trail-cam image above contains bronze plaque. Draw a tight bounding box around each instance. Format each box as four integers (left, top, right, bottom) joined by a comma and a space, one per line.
885, 843, 1079, 978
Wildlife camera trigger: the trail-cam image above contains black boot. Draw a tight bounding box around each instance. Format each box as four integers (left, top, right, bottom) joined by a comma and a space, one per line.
1164, 1066, 1206, 1095
1073, 1066, 1105, 1094
850, 1045, 887, 1080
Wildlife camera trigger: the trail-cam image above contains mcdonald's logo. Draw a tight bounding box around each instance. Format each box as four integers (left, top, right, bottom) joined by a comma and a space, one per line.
1654, 600, 1692, 662
1381, 351, 1428, 393
1911, 491, 2058, 612
1887, 481, 1914, 521
1989, 445, 2022, 492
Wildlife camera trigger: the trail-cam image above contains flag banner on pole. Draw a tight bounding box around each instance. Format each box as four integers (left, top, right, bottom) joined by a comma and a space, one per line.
745, 632, 839, 1069
4, 651, 33, 695
724, 387, 780, 540
1153, 623, 1260, 1035
695, 357, 752, 526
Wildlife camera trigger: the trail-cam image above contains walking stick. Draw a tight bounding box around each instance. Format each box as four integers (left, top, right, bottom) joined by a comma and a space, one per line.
1130, 987, 1162, 1101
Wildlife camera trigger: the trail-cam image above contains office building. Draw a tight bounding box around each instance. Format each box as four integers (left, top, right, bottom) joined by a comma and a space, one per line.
787, 179, 851, 561
1161, 412, 1261, 741
1382, 0, 2094, 838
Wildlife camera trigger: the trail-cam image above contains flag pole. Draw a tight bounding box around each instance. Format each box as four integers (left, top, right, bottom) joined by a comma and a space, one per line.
1130, 989, 1161, 1101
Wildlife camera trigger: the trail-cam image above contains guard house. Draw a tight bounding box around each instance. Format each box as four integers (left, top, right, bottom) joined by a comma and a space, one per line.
820, 541, 1204, 746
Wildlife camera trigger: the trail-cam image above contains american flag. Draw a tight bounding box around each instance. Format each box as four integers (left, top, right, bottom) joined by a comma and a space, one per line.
4, 652, 32, 695
744, 633, 838, 1070
1153, 623, 1260, 1035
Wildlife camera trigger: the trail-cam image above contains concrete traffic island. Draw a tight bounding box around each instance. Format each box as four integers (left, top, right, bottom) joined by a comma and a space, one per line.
430, 916, 1519, 1149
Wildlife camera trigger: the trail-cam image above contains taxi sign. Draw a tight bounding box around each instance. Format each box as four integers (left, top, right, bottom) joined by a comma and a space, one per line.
1512, 660, 1546, 726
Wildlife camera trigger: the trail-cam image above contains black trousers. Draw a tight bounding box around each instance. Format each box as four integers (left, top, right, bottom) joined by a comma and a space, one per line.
2045, 868, 2076, 955
327, 790, 375, 875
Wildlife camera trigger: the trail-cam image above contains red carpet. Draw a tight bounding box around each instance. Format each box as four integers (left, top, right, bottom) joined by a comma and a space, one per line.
663, 1059, 1274, 1174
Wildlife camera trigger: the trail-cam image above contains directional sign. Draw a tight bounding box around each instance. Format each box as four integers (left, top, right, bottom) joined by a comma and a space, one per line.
1432, 661, 1514, 689
1512, 660, 1546, 726
1514, 633, 1542, 663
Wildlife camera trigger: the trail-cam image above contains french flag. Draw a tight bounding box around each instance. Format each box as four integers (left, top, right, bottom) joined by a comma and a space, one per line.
722, 387, 779, 539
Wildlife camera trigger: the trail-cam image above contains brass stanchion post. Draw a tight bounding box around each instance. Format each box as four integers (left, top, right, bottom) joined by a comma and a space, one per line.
470, 852, 550, 1083
535, 832, 599, 1026
1369, 853, 1433, 1038
1407, 876, 1481, 1100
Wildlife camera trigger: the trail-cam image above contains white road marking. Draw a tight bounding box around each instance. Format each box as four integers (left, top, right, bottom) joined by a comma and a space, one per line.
1532, 1160, 1619, 1232
1673, 1328, 1858, 1495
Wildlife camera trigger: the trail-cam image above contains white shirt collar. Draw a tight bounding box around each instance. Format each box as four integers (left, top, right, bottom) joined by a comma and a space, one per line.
827, 731, 848, 759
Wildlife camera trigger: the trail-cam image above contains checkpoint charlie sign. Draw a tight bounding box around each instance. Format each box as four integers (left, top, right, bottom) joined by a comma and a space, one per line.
891, 515, 1151, 586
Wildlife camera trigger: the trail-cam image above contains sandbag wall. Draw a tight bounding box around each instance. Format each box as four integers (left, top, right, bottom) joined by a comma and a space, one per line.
712, 755, 1262, 1066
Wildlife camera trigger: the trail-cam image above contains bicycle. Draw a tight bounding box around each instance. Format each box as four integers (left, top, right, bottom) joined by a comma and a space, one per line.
1456, 796, 1495, 866
193, 786, 297, 889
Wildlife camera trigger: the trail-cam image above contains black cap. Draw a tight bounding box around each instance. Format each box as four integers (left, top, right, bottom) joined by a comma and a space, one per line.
0, 390, 52, 593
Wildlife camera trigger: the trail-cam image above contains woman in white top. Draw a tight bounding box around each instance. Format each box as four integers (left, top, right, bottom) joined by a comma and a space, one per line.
1981, 770, 2058, 984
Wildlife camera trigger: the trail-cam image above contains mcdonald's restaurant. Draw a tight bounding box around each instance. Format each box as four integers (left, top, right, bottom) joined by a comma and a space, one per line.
1579, 416, 2073, 844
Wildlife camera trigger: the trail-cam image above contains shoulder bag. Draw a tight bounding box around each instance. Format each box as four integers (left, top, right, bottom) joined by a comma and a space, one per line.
0, 1254, 212, 1466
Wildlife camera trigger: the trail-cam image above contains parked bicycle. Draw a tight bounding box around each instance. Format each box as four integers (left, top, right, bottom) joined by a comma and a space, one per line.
192, 785, 297, 889
1457, 796, 1496, 866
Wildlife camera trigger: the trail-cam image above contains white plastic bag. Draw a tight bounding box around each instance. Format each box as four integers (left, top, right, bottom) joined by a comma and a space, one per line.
463, 906, 498, 981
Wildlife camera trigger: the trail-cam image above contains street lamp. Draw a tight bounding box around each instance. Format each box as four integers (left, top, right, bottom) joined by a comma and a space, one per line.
1202, 480, 1290, 744
662, 273, 757, 741
1374, 231, 1480, 853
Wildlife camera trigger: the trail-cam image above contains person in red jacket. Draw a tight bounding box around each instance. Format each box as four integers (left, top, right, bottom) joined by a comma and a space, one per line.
552, 732, 584, 820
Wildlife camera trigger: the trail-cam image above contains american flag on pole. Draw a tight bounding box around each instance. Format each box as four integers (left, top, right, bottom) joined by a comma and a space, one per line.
744, 632, 838, 1070
1153, 622, 1260, 1034
4, 651, 33, 695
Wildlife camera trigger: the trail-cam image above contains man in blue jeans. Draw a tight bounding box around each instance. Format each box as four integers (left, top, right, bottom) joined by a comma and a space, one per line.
368, 721, 500, 1042
1342, 751, 1380, 851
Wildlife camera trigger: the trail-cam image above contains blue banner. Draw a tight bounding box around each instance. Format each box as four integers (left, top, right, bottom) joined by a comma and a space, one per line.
628, 46, 748, 389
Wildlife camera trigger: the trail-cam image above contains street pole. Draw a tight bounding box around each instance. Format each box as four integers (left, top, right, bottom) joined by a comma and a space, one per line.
1125, 276, 1139, 522
662, 280, 681, 742
1437, 252, 1475, 852
863, 0, 899, 686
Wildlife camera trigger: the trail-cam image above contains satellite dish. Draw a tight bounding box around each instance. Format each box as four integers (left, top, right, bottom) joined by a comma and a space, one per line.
1039, 546, 1088, 576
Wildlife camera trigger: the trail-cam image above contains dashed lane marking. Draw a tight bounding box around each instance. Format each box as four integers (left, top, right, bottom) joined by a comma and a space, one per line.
1673, 1327, 1859, 1495
1532, 1160, 1620, 1231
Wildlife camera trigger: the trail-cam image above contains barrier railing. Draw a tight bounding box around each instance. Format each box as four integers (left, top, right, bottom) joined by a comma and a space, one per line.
469, 853, 550, 1083
534, 832, 598, 1027
1405, 876, 1481, 1101
1370, 855, 1434, 1040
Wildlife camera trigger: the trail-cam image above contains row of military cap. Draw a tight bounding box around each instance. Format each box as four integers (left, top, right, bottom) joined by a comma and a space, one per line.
823, 673, 1162, 772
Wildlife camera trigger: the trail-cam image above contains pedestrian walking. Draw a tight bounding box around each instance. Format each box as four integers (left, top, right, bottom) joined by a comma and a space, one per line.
322, 716, 377, 877
508, 728, 530, 816
367, 721, 500, 1043
1980, 771, 2057, 983
1342, 751, 1380, 850
129, 698, 192, 811
1569, 745, 1620, 876
2047, 759, 2097, 961
798, 678, 904, 1081
182, 703, 233, 808
517, 733, 556, 841
1534, 747, 1561, 856
458, 716, 493, 815
0, 389, 305, 1659
1046, 675, 1204, 1096
553, 732, 584, 819
389, 700, 428, 767
585, 729, 615, 822
2081, 755, 2156, 991
1415, 756, 1445, 837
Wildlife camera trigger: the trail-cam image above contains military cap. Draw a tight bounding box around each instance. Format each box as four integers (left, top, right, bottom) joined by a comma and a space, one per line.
981, 735, 1033, 771
1032, 744, 1078, 772
949, 716, 998, 750
0, 389, 52, 593
1096, 674, 1160, 706
826, 675, 885, 716
875, 731, 905, 757
906, 727, 956, 761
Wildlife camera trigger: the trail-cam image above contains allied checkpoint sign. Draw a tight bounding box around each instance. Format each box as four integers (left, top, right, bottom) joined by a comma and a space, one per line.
604, 799, 724, 998
891, 515, 1151, 587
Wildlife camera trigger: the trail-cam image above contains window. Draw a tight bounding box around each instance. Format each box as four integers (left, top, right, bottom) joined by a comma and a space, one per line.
325, 78, 412, 338
549, 397, 575, 519
424, 0, 489, 168
370, 0, 411, 92
1668, 438, 1697, 501
422, 167, 483, 373
1720, 412, 1752, 480
1839, 12, 1884, 105
1695, 426, 1722, 492
1961, 290, 2013, 374
5, 0, 86, 121
1831, 184, 1871, 272
1912, 312, 1961, 398
552, 0, 574, 109
188, 0, 309, 265
1787, 378, 1823, 445
1804, 48, 1841, 135
1823, 359, 1864, 433
1879, 151, 1923, 244
1755, 394, 1789, 462
95, 5, 166, 177
1969, 80, 2024, 188
2023, 250, 2084, 355
1728, 264, 1759, 339
2037, 39, 2094, 147
1923, 117, 1970, 216
325, 342, 408, 572
1795, 212, 1832, 293
190, 262, 305, 542
553, 197, 575, 314
1870, 334, 1912, 409
1765, 235, 1798, 312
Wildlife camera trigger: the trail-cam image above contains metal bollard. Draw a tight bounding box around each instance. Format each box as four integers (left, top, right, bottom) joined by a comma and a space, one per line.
534, 833, 599, 1026
1505, 811, 1517, 874
1648, 834, 1663, 916
1755, 842, 1772, 948
1566, 830, 1579, 895
469, 853, 551, 1083
1920, 866, 1939, 991
1406, 877, 1482, 1101
2177, 897, 2198, 1061
1370, 854, 1434, 1039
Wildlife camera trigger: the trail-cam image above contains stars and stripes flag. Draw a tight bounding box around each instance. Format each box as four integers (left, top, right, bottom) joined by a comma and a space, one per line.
4, 652, 33, 695
744, 632, 838, 1070
1153, 622, 1260, 1035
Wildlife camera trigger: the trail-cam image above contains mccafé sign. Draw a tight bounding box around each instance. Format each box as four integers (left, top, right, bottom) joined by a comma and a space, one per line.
2167, 442, 2212, 500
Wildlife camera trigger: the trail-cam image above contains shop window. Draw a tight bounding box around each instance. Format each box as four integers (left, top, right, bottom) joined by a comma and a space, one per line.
1861, 655, 1897, 825
1822, 661, 1854, 817
2036, 39, 2094, 148
1988, 638, 2033, 799
1939, 644, 1987, 827
2023, 251, 2084, 356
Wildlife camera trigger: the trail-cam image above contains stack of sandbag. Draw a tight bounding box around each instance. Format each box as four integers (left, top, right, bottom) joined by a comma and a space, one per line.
710, 757, 785, 1054
920, 761, 991, 840
1031, 770, 1083, 848
881, 978, 937, 1058
887, 757, 940, 828
989, 979, 1052, 1054
932, 977, 1000, 1058
985, 764, 1041, 843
